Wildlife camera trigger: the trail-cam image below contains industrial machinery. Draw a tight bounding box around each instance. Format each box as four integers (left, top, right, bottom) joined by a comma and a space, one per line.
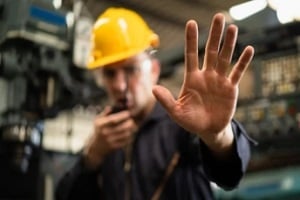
214, 19, 300, 200
0, 0, 102, 199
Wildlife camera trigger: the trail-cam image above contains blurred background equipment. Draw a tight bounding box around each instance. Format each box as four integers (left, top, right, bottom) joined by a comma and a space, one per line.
0, 0, 102, 199
213, 15, 300, 200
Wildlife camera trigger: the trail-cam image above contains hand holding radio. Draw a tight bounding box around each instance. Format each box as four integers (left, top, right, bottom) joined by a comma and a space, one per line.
83, 105, 137, 169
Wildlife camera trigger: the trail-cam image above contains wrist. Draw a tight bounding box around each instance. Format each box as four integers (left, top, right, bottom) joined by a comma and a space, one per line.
200, 123, 234, 159
83, 148, 104, 170
82, 137, 106, 170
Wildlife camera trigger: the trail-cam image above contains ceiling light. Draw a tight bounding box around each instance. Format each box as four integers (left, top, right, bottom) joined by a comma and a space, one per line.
53, 0, 62, 9
229, 0, 267, 21
268, 0, 300, 24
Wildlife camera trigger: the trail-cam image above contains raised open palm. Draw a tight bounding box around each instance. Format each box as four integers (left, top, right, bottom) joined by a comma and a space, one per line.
153, 13, 254, 139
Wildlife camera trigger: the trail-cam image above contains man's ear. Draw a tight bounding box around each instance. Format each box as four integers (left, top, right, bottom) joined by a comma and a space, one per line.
151, 58, 161, 84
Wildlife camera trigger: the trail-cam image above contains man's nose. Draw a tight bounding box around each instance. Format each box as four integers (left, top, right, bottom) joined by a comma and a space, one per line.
112, 70, 128, 92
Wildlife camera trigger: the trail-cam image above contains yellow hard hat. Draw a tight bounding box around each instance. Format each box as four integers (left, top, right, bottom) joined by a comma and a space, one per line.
87, 7, 160, 69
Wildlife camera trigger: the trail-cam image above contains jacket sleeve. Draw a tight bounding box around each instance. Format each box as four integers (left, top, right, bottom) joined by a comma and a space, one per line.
200, 119, 257, 190
55, 156, 102, 200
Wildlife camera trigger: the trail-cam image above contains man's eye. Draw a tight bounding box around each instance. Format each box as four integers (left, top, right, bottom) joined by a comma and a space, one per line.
124, 66, 138, 75
124, 67, 134, 74
103, 70, 115, 78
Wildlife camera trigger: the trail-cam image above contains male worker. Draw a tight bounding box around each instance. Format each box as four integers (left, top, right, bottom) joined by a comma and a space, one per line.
56, 7, 255, 200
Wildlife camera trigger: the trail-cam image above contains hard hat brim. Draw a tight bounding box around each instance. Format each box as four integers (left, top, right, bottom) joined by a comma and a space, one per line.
87, 46, 149, 70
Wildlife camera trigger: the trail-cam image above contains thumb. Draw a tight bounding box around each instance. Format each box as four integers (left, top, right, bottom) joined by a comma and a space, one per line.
152, 85, 176, 114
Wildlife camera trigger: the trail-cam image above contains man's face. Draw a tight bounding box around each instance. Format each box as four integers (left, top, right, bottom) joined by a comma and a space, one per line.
94, 52, 160, 117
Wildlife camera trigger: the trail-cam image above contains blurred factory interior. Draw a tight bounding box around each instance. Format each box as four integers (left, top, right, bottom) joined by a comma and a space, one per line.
0, 0, 300, 199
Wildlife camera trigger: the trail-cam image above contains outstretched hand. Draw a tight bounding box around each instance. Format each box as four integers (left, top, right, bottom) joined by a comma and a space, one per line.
152, 13, 254, 144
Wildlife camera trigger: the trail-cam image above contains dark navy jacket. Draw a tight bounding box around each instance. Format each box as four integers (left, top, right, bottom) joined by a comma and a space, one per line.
55, 103, 252, 200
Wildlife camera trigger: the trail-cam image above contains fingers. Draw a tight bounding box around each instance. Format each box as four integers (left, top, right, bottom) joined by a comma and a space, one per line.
106, 130, 132, 149
103, 119, 136, 149
95, 113, 136, 149
96, 110, 131, 127
203, 13, 225, 70
152, 85, 176, 114
201, 13, 254, 83
185, 20, 199, 74
215, 25, 238, 76
229, 45, 255, 85
96, 106, 111, 117
102, 118, 137, 136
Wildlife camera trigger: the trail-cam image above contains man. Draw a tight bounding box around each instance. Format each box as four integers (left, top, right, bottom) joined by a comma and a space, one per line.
56, 7, 255, 200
